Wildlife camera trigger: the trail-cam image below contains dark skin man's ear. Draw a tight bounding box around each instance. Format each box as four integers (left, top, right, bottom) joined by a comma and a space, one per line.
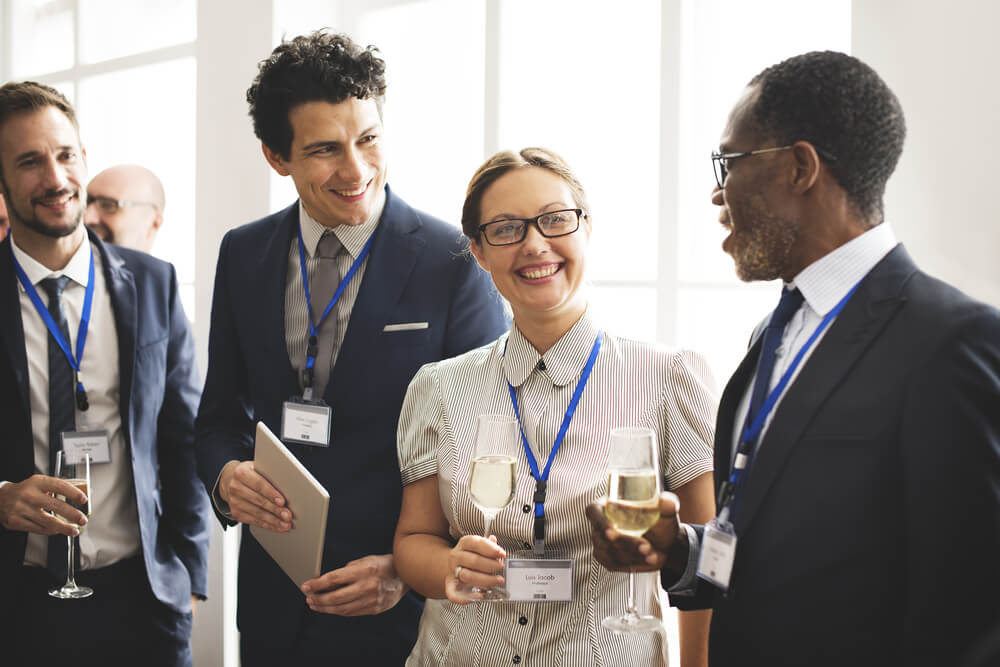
789, 140, 822, 194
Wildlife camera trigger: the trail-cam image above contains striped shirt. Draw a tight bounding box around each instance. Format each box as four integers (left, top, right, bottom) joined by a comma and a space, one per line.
397, 310, 716, 667
283, 191, 385, 383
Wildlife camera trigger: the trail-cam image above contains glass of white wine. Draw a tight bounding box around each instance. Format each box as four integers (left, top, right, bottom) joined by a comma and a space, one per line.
455, 413, 519, 601
48, 450, 93, 599
602, 426, 662, 633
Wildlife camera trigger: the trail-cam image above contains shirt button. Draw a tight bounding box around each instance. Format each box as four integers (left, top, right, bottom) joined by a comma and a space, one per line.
513, 657, 521, 664
518, 616, 528, 625
523, 542, 531, 549
522, 504, 531, 513
537, 360, 546, 371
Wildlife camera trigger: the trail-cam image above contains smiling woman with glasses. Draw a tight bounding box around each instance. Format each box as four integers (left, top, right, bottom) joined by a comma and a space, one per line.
393, 146, 718, 667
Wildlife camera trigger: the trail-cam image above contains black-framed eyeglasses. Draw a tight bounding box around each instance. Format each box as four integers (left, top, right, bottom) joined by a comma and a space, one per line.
711, 144, 838, 188
86, 195, 158, 215
478, 208, 585, 246
711, 146, 794, 189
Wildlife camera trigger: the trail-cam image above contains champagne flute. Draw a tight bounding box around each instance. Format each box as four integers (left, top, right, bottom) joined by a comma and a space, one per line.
48, 451, 93, 599
602, 427, 662, 633
455, 414, 518, 601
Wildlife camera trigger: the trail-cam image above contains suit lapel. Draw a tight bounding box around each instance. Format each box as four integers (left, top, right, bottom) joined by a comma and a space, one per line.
96, 235, 138, 446
325, 188, 422, 403
258, 204, 300, 391
0, 238, 30, 417
714, 338, 761, 487
734, 246, 916, 533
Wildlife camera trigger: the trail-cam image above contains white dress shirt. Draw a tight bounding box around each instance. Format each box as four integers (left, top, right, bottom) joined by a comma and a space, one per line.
7, 233, 141, 569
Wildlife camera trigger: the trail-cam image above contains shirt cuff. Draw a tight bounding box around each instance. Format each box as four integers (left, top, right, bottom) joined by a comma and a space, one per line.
211, 470, 235, 523
0, 481, 9, 489
665, 523, 701, 595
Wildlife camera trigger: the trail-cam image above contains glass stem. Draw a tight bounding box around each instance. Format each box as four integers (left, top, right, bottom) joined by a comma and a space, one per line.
482, 512, 495, 539
66, 535, 76, 587
627, 569, 639, 617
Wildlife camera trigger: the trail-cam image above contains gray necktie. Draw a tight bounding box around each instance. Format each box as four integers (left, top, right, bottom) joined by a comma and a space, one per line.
306, 232, 343, 399
41, 276, 75, 579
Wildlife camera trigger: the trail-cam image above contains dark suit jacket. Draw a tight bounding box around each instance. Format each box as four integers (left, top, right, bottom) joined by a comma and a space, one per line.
194, 186, 508, 652
0, 231, 211, 623
670, 245, 1000, 666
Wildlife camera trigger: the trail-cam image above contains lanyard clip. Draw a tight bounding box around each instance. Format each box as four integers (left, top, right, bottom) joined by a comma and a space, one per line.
533, 479, 547, 504
533, 515, 545, 556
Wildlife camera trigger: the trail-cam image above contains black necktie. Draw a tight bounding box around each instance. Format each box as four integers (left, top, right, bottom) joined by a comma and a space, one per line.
41, 276, 76, 579
747, 287, 805, 429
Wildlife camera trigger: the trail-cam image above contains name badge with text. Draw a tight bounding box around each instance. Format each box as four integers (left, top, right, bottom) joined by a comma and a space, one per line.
697, 518, 737, 592
505, 553, 573, 602
61, 429, 111, 465
281, 400, 332, 447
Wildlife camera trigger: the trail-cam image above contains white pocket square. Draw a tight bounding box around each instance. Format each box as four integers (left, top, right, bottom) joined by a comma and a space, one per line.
383, 322, 429, 332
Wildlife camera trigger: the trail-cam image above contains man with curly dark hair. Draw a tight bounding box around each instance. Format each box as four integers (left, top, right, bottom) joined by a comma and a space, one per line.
589, 51, 1000, 666
195, 31, 507, 665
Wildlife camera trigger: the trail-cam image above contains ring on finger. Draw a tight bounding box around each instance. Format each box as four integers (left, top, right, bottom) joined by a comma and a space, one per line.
455, 565, 464, 581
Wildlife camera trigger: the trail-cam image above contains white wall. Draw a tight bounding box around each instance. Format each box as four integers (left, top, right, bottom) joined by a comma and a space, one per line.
853, 0, 1000, 307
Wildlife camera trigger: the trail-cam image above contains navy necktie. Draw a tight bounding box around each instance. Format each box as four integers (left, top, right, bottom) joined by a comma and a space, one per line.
747, 287, 804, 428
41, 276, 76, 579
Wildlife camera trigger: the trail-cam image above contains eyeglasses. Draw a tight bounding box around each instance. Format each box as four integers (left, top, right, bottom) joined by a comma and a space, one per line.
711, 146, 793, 189
478, 208, 585, 246
711, 144, 838, 188
86, 195, 158, 215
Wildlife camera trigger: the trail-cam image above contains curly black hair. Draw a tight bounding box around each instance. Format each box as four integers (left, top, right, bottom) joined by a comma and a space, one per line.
246, 30, 386, 159
748, 51, 905, 223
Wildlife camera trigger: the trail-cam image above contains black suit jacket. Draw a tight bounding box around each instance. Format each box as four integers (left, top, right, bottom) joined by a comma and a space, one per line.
671, 245, 1000, 666
0, 232, 211, 623
194, 187, 509, 653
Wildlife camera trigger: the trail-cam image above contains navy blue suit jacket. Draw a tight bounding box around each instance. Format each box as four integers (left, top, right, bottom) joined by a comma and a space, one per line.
0, 231, 211, 623
195, 187, 508, 652
670, 246, 1000, 666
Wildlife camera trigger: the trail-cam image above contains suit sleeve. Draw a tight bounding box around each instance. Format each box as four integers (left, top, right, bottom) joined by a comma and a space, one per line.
195, 232, 255, 525
900, 307, 1000, 664
441, 247, 509, 358
155, 263, 212, 598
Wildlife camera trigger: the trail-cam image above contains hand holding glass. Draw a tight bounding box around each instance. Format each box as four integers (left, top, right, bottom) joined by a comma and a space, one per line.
602, 427, 662, 633
455, 414, 518, 601
48, 450, 93, 599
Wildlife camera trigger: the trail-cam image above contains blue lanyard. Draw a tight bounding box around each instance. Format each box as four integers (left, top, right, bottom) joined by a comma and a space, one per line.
11, 243, 96, 412
505, 331, 602, 553
296, 224, 373, 397
720, 280, 863, 523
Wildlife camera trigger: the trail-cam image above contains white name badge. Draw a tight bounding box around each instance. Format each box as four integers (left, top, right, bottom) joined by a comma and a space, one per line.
505, 554, 573, 602
61, 429, 111, 465
697, 518, 737, 592
281, 400, 332, 447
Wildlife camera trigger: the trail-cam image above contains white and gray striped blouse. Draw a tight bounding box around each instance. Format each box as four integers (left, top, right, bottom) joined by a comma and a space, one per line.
397, 310, 716, 667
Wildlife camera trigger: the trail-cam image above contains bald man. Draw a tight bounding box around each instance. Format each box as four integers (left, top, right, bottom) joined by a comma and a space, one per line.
84, 164, 165, 253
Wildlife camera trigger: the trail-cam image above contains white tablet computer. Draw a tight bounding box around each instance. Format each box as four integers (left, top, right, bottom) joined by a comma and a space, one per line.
249, 421, 330, 588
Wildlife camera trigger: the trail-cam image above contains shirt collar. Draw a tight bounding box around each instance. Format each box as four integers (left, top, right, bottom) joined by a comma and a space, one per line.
503, 308, 601, 388
790, 222, 898, 316
298, 186, 386, 260
10, 232, 92, 289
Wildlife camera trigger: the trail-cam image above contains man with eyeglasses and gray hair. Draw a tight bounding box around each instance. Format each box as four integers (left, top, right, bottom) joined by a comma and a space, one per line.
85, 164, 164, 253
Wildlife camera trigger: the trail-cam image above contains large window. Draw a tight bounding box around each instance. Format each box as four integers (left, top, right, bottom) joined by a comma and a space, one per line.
2, 0, 197, 319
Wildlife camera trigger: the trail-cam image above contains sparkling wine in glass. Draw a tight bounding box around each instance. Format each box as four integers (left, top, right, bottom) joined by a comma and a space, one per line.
602, 427, 662, 633
48, 451, 93, 599
455, 414, 518, 601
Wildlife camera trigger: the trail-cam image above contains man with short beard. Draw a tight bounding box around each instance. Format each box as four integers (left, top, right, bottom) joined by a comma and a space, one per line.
0, 81, 210, 667
587, 51, 1000, 666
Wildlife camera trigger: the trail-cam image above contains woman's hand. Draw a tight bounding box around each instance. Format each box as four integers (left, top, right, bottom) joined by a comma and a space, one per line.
444, 534, 507, 604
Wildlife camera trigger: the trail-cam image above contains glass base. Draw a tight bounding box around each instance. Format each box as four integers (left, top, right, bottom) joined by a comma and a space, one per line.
454, 582, 510, 602
601, 612, 661, 633
49, 582, 93, 599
